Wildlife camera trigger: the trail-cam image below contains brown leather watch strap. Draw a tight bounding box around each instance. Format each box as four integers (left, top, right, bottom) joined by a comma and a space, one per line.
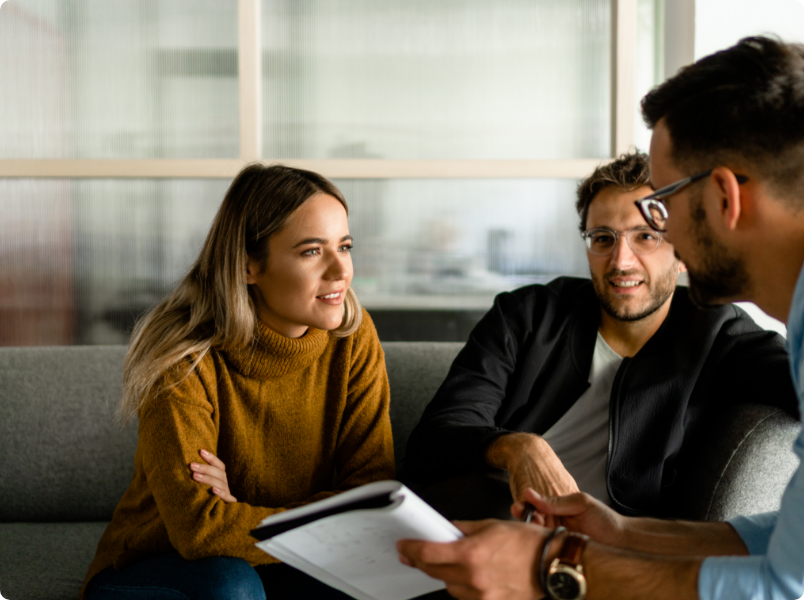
556, 532, 589, 566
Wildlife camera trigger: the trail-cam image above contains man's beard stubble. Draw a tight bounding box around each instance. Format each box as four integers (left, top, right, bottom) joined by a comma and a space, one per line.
591, 264, 678, 322
685, 196, 750, 308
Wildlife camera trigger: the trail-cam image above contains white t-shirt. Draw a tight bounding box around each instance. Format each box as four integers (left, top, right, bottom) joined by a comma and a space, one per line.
541, 332, 622, 504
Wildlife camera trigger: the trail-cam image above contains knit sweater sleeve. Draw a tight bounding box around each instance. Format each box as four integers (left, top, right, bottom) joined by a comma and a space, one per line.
333, 309, 396, 490
137, 367, 279, 564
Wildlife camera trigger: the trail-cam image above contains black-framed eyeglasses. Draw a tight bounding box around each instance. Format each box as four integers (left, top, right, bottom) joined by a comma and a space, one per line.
581, 227, 664, 256
634, 169, 749, 232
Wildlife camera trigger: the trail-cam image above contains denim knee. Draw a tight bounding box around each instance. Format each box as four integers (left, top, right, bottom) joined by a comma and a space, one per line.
88, 554, 266, 600
200, 556, 266, 600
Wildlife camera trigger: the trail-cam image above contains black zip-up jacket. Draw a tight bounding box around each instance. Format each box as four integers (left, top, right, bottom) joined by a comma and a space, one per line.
404, 277, 799, 516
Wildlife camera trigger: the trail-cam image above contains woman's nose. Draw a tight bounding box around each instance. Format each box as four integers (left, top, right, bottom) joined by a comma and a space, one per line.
325, 252, 350, 280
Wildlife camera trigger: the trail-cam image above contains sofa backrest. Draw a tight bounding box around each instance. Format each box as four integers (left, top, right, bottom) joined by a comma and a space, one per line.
0, 343, 461, 523
0, 346, 134, 522
3, 343, 796, 525
383, 342, 462, 462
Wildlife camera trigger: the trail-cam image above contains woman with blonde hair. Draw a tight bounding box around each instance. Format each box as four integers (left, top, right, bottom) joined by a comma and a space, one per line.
82, 164, 395, 600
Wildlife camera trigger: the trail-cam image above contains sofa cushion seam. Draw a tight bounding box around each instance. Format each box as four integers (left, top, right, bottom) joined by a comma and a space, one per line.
705, 409, 781, 520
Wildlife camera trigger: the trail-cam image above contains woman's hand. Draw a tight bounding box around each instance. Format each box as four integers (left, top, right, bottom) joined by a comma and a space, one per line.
189, 449, 237, 503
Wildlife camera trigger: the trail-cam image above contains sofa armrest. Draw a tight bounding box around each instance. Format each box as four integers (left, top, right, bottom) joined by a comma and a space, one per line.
664, 403, 800, 522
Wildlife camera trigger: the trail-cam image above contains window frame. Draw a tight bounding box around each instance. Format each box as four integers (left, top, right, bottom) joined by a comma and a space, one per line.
0, 0, 642, 180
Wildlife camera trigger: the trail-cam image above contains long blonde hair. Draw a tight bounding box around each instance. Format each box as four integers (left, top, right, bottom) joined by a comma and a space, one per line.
119, 164, 363, 423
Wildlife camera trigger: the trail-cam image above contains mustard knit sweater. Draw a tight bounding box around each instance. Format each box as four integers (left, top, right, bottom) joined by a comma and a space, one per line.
82, 310, 395, 596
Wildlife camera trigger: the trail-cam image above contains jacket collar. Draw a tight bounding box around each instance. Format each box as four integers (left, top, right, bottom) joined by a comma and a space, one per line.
567, 283, 691, 375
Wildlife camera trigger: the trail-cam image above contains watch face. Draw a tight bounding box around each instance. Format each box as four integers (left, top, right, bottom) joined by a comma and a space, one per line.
547, 571, 582, 600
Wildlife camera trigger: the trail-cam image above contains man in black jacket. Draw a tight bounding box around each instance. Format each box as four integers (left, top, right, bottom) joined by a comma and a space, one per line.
403, 150, 798, 518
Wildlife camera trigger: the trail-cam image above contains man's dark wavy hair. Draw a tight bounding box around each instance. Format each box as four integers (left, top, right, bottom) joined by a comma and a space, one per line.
641, 36, 804, 205
575, 150, 651, 232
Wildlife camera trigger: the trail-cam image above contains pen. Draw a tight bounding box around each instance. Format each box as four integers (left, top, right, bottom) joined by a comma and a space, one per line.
522, 502, 535, 523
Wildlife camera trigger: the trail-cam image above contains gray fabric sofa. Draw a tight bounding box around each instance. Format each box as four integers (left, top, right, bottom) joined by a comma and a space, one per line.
0, 344, 800, 600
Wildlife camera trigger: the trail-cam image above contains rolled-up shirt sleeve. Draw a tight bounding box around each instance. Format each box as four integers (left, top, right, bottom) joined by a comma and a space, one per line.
698, 430, 804, 600
728, 513, 779, 556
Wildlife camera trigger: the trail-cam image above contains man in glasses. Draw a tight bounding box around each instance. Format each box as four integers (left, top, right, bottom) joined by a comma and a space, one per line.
399, 36, 804, 600
404, 150, 796, 522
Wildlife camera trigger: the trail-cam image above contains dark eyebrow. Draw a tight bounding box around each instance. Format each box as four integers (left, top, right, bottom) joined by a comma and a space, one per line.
587, 226, 653, 233
293, 237, 326, 248
292, 235, 353, 249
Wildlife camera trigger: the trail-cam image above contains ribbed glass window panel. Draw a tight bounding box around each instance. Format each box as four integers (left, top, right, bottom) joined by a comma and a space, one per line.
340, 178, 589, 310
262, 0, 611, 160
0, 179, 230, 346
0, 1, 238, 159
634, 0, 664, 152
0, 179, 75, 345
0, 177, 588, 346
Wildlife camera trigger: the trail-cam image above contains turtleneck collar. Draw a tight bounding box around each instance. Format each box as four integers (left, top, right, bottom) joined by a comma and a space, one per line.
225, 319, 330, 380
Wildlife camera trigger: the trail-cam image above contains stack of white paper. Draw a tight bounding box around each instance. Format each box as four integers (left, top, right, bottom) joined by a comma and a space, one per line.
252, 480, 462, 600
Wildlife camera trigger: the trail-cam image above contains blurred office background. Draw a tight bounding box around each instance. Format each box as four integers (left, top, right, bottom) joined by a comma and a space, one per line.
0, 0, 799, 345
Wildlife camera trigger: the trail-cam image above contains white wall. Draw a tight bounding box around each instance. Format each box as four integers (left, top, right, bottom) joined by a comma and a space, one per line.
691, 0, 803, 336
695, 0, 804, 59
735, 303, 787, 338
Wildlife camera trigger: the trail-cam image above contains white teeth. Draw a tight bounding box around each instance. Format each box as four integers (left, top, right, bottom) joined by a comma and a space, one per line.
612, 281, 641, 288
320, 292, 339, 299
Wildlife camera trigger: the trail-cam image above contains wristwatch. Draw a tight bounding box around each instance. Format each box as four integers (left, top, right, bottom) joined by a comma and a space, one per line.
545, 532, 589, 600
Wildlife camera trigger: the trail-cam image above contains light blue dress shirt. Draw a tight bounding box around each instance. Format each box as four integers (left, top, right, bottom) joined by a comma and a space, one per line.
697, 267, 804, 600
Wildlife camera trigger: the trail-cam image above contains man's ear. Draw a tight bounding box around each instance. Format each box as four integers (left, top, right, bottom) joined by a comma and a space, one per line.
709, 167, 743, 232
678, 260, 687, 274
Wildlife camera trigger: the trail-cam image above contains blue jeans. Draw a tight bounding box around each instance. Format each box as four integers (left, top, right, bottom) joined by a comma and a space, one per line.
86, 552, 352, 600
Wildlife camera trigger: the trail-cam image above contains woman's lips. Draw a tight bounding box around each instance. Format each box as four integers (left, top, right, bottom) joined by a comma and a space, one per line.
316, 290, 344, 305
